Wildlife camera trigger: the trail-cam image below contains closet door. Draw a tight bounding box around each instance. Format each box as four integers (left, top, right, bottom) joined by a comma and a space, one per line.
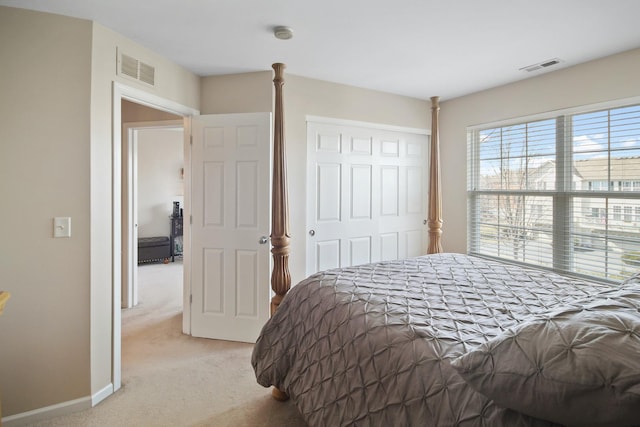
306, 119, 428, 275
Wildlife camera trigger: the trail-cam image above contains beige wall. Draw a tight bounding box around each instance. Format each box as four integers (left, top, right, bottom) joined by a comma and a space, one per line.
137, 128, 184, 238
122, 99, 182, 122
0, 7, 92, 415
439, 47, 640, 253
202, 72, 430, 284
201, 71, 273, 114
122, 101, 184, 240
0, 6, 200, 419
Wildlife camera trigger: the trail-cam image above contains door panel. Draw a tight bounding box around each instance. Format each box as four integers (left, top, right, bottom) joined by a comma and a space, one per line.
307, 120, 428, 275
349, 236, 372, 266
191, 113, 271, 342
317, 163, 342, 221
317, 239, 341, 271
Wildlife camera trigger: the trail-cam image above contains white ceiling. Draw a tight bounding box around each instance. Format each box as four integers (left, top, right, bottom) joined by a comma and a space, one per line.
2, 0, 640, 100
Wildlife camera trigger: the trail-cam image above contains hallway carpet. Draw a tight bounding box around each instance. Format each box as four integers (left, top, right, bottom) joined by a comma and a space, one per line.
29, 261, 306, 427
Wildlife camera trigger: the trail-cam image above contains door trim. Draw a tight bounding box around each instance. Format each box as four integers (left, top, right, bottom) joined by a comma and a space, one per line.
306, 115, 430, 136
112, 82, 198, 392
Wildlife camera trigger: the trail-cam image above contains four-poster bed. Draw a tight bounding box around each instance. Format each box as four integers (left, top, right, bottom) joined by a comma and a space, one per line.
253, 64, 640, 426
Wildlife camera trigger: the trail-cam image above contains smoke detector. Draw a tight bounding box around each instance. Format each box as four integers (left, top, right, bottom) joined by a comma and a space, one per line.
274, 26, 293, 40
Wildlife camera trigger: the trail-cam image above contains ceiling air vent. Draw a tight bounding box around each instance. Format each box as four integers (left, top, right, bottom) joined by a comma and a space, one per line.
118, 51, 156, 86
519, 58, 563, 73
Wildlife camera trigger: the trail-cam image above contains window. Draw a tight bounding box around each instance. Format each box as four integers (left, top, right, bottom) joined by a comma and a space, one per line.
614, 206, 622, 221
468, 102, 640, 282
588, 181, 608, 191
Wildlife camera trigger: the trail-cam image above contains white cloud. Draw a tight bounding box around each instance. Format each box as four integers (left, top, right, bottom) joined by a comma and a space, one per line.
573, 134, 605, 152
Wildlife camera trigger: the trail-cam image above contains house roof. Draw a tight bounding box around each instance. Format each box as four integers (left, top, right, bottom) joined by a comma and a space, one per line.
575, 156, 640, 180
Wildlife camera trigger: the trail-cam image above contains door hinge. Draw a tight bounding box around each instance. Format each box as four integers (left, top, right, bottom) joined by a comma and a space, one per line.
190, 135, 193, 145
190, 215, 193, 225
190, 294, 192, 304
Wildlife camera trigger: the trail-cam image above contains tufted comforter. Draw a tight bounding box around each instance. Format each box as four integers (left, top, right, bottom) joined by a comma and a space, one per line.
251, 253, 628, 426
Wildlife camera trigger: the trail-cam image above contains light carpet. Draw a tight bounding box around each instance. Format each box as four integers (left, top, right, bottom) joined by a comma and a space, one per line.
29, 261, 306, 427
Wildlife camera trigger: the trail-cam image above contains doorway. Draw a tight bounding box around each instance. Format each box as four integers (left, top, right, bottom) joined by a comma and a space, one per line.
112, 82, 199, 392
112, 84, 271, 394
121, 107, 186, 379
122, 113, 184, 309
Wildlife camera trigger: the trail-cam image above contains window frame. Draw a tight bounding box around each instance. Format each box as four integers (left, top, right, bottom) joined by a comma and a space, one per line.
467, 96, 640, 283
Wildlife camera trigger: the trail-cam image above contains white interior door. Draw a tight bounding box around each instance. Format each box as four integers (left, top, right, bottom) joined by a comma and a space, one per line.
190, 113, 272, 342
306, 119, 428, 275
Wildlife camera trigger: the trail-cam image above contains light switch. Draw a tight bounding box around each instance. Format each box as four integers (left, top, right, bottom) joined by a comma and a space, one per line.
54, 217, 71, 238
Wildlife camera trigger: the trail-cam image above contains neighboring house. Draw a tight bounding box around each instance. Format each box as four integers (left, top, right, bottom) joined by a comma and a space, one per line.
574, 157, 640, 250
1, 4, 640, 425
479, 157, 640, 237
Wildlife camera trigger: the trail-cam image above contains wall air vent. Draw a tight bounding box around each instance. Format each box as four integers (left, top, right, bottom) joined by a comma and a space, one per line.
120, 54, 139, 79
138, 62, 155, 86
519, 58, 563, 73
118, 50, 156, 87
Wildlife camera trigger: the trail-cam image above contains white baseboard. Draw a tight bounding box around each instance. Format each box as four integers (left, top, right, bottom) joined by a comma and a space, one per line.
2, 384, 113, 426
92, 383, 113, 406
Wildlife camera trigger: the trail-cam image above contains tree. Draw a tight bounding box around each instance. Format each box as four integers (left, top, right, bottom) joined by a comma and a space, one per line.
480, 127, 550, 261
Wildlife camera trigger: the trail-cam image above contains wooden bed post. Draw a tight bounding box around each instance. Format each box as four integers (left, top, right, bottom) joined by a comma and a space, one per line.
427, 96, 443, 254
270, 62, 291, 402
270, 63, 291, 315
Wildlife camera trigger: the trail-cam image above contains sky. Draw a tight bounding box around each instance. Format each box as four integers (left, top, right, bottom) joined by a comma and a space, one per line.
475, 104, 640, 183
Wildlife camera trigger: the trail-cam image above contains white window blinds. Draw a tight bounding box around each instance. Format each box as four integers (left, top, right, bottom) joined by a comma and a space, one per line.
468, 102, 640, 282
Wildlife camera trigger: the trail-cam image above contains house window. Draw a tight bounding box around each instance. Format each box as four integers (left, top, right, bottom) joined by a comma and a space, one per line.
613, 206, 622, 221
468, 102, 640, 282
588, 180, 608, 191
636, 207, 640, 222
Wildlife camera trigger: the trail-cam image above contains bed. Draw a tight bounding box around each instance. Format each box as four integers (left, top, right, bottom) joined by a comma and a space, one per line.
253, 253, 640, 426
253, 64, 640, 426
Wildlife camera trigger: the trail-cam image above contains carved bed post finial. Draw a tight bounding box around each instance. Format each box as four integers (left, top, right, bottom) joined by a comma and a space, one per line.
427, 96, 443, 254
270, 63, 291, 316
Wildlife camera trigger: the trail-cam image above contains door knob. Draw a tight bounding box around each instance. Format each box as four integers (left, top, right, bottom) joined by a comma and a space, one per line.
309, 229, 315, 236
259, 236, 268, 244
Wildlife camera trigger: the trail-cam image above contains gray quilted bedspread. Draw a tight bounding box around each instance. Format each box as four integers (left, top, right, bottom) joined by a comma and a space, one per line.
251, 253, 612, 426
